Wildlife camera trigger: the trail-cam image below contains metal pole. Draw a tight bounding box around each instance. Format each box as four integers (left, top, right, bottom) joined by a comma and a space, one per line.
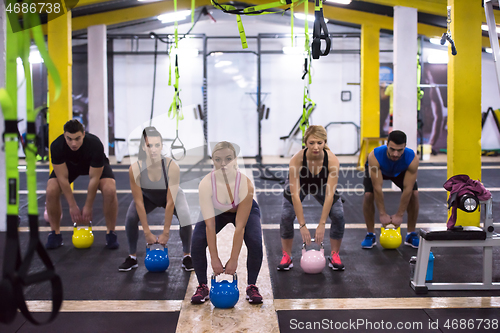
203, 34, 208, 158
257, 34, 262, 162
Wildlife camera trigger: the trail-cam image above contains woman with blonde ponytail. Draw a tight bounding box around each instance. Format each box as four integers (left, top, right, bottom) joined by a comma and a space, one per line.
277, 125, 347, 271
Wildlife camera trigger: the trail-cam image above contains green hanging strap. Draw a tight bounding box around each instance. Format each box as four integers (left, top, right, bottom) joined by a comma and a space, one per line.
236, 15, 248, 49
191, 0, 195, 23
298, 0, 314, 143
416, 54, 424, 112
29, 11, 62, 101
212, 0, 306, 49
168, 0, 186, 160
0, 4, 63, 326
300, 86, 316, 142
0, 17, 22, 329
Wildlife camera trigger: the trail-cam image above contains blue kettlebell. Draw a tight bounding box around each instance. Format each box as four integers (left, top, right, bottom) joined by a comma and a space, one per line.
210, 273, 239, 309
144, 244, 169, 272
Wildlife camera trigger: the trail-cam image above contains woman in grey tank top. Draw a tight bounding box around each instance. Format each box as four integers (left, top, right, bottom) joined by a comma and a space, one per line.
118, 127, 193, 272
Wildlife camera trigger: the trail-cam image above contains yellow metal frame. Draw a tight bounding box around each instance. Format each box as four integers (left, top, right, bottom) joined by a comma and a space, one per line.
36, 0, 493, 47
447, 0, 482, 226
357, 137, 387, 170
48, 12, 73, 172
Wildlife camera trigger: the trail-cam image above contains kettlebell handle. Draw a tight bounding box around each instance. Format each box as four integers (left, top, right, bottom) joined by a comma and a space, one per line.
147, 243, 167, 250
211, 272, 238, 282
302, 240, 324, 250
73, 221, 92, 229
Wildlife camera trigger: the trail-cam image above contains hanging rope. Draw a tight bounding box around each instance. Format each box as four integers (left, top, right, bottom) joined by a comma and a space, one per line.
0, 1, 63, 325
168, 0, 186, 160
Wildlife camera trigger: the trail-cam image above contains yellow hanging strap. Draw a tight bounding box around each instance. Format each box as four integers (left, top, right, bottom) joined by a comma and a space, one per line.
416, 54, 424, 112
299, 0, 315, 142
191, 0, 195, 23
236, 15, 248, 49
212, 0, 306, 49
0, 1, 63, 326
168, 0, 186, 160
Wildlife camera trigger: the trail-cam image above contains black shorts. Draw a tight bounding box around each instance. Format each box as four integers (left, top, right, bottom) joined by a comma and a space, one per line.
389, 114, 393, 127
363, 164, 418, 193
49, 163, 115, 184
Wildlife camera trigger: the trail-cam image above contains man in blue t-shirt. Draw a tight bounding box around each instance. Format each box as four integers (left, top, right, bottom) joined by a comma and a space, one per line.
44, 119, 119, 250
361, 130, 420, 249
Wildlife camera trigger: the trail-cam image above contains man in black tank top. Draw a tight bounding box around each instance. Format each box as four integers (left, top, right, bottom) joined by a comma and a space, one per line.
278, 126, 346, 272
45, 120, 119, 250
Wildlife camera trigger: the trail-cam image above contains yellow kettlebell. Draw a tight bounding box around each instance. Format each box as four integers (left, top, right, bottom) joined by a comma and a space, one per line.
380, 225, 402, 249
72, 221, 94, 249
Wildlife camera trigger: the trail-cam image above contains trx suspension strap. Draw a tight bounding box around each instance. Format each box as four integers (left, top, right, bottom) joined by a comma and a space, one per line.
0, 3, 63, 325
312, 0, 330, 59
300, 1, 315, 145
168, 0, 186, 160
211, 0, 306, 49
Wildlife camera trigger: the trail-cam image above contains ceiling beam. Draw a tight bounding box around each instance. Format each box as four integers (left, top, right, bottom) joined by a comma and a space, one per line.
355, 0, 448, 16
45, 0, 493, 47
361, 0, 500, 33
74, 0, 117, 8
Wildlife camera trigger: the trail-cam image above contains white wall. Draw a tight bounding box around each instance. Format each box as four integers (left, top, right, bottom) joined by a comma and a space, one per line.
260, 46, 361, 156
481, 52, 500, 110
113, 37, 205, 159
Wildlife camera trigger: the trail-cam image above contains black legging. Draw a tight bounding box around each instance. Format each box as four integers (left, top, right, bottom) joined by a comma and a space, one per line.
125, 190, 192, 255
191, 200, 263, 285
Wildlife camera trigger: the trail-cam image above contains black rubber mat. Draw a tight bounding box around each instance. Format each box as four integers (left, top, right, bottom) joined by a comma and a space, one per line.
8, 229, 192, 301
265, 229, 500, 299
277, 308, 500, 333
0, 312, 179, 333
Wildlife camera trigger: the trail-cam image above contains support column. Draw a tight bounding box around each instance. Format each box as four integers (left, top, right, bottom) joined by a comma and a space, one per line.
359, 24, 381, 167
0, 7, 6, 231
88, 24, 108, 156
447, 0, 482, 226
360, 24, 380, 140
393, 6, 418, 152
48, 11, 72, 169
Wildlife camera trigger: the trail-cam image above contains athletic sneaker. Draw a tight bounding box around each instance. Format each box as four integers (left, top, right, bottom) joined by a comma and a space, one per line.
105, 231, 119, 249
328, 251, 345, 271
45, 231, 63, 249
405, 231, 419, 248
277, 250, 293, 271
182, 255, 194, 271
191, 284, 210, 304
246, 284, 263, 304
361, 232, 377, 249
119, 256, 138, 272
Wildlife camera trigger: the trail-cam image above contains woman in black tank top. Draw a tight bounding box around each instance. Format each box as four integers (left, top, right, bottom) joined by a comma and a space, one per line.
278, 125, 346, 272
118, 127, 193, 272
